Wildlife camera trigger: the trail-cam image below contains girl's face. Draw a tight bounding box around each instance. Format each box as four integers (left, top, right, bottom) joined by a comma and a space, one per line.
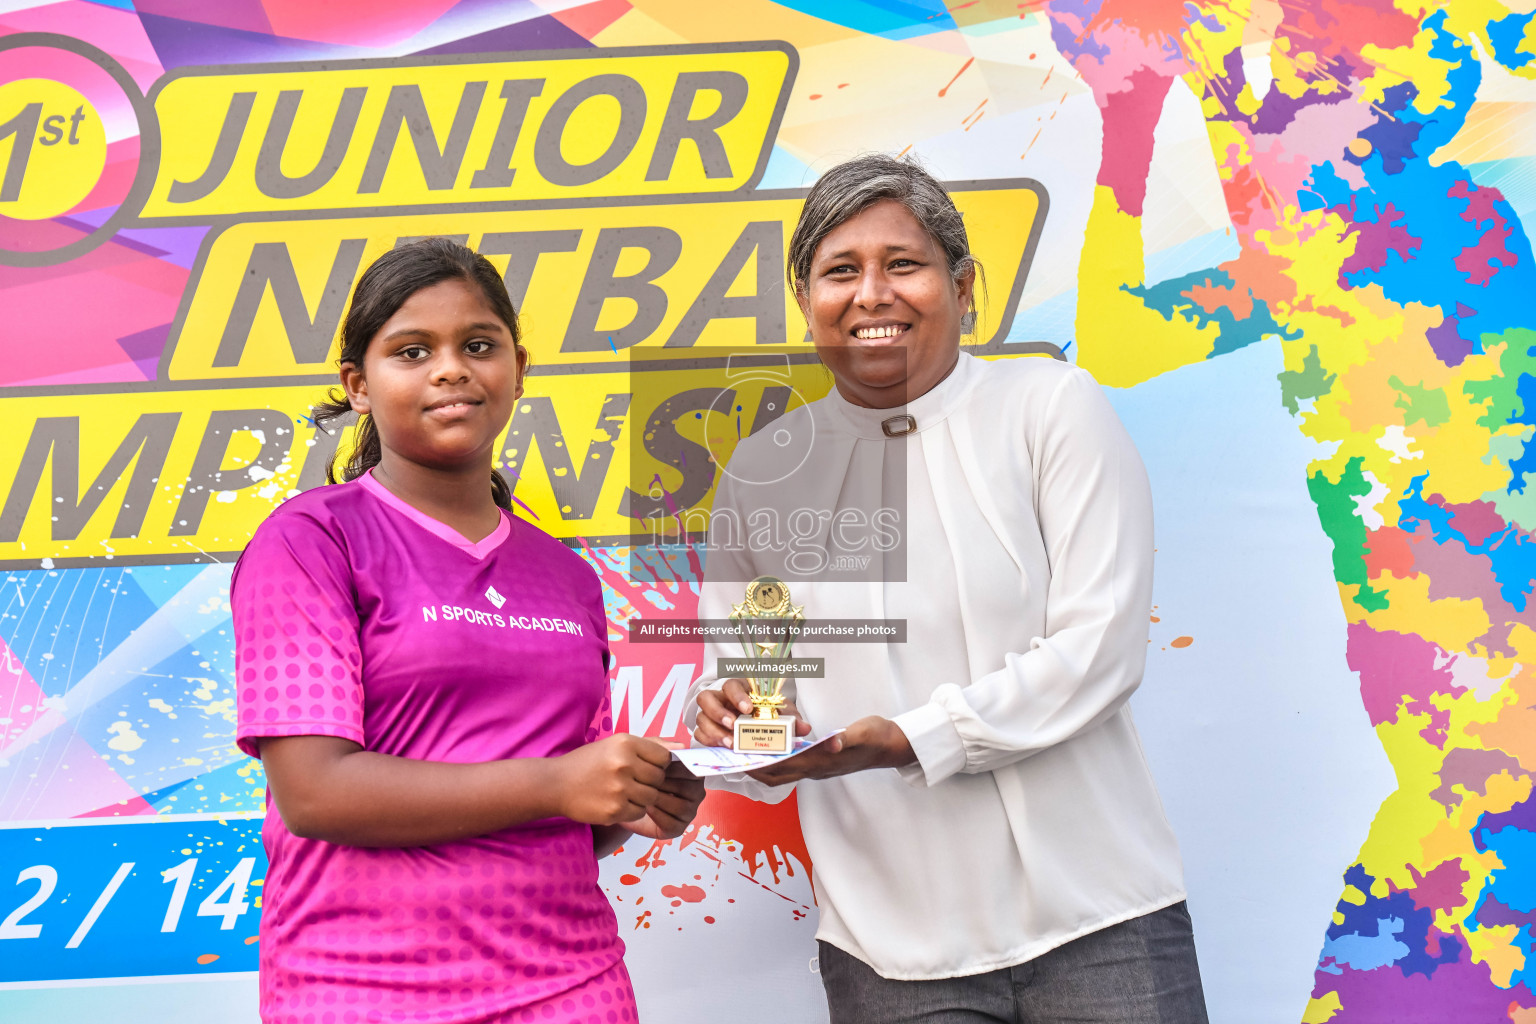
341, 278, 525, 473
798, 199, 973, 409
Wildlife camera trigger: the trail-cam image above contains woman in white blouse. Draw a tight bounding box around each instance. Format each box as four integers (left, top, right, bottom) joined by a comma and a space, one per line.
689, 155, 1209, 1023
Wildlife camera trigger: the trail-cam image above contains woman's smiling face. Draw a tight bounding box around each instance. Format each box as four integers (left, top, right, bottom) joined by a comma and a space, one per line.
799, 199, 974, 409
341, 277, 525, 473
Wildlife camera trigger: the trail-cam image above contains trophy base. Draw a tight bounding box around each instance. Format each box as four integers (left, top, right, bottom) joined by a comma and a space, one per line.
733, 715, 796, 754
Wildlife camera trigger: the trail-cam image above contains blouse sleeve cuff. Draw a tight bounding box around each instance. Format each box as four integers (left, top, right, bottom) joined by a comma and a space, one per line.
892, 702, 967, 787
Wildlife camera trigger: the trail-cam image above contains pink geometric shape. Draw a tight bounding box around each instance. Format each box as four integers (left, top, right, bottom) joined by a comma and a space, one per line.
71, 137, 141, 215
116, 322, 172, 378
92, 240, 190, 298
134, 0, 276, 36
0, 227, 154, 290
0, 637, 149, 822
0, 635, 50, 746
1, 732, 148, 822
552, 0, 632, 40
75, 792, 158, 818
0, 259, 185, 385
261, 0, 462, 48
12, 358, 152, 387
0, 1, 164, 91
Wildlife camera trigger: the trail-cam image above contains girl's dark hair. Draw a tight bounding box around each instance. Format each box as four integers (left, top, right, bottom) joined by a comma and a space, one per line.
313, 237, 521, 510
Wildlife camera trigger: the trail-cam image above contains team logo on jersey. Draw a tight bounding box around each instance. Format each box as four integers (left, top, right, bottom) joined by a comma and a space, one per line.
484, 585, 506, 609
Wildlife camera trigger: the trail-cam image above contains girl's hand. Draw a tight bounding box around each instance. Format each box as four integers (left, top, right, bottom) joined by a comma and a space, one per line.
622, 764, 706, 840
694, 678, 813, 748
744, 715, 915, 786
551, 734, 671, 825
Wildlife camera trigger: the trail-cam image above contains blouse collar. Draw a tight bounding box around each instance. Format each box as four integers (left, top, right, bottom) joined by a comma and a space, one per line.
823, 349, 980, 440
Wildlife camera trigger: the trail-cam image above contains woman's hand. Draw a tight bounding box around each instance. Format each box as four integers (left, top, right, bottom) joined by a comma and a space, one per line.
550, 734, 672, 826
745, 715, 915, 786
621, 763, 707, 840
694, 678, 813, 747
694, 683, 916, 786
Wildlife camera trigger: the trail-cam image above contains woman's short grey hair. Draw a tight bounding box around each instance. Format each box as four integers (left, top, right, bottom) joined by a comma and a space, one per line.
788, 154, 979, 334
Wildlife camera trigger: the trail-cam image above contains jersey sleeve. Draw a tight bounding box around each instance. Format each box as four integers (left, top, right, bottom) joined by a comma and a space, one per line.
232, 508, 365, 758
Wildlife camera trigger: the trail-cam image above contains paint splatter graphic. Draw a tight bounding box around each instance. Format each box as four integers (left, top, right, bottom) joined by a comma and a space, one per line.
603, 792, 814, 930
1040, 1, 1536, 1017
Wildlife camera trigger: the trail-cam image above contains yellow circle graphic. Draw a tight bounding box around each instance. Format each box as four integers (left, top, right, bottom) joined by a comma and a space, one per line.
0, 78, 108, 221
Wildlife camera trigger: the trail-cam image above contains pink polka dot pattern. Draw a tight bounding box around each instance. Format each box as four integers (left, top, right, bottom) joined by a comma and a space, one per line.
232, 481, 623, 1024
233, 559, 365, 759
585, 689, 616, 745
496, 959, 637, 1024
257, 830, 627, 1024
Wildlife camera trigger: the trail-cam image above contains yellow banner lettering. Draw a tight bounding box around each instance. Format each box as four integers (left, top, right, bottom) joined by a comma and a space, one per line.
141, 45, 795, 219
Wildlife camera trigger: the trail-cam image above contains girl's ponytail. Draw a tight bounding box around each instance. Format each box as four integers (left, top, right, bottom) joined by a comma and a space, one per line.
312, 393, 380, 486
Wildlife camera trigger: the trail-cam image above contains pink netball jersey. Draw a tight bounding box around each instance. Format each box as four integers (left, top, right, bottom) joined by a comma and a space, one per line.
233, 471, 636, 1024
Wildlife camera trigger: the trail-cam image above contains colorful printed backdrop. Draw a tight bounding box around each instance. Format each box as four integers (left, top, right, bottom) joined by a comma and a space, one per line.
1, 2, 1533, 1022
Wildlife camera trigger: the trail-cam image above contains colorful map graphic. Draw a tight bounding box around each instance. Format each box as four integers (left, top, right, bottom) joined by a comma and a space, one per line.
1041, 1, 1536, 1019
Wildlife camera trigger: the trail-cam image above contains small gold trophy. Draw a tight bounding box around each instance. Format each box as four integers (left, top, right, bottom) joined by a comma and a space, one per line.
730, 576, 803, 754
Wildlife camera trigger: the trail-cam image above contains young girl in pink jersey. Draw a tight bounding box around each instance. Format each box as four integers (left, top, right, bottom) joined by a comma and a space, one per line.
232, 238, 701, 1024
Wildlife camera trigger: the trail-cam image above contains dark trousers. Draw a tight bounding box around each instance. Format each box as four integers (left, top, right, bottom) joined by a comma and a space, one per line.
819, 902, 1209, 1024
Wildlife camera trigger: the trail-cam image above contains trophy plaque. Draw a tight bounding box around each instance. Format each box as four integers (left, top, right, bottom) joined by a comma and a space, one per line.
730, 576, 803, 754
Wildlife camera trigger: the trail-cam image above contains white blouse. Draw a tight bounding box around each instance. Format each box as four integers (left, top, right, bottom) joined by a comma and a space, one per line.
686, 351, 1186, 981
